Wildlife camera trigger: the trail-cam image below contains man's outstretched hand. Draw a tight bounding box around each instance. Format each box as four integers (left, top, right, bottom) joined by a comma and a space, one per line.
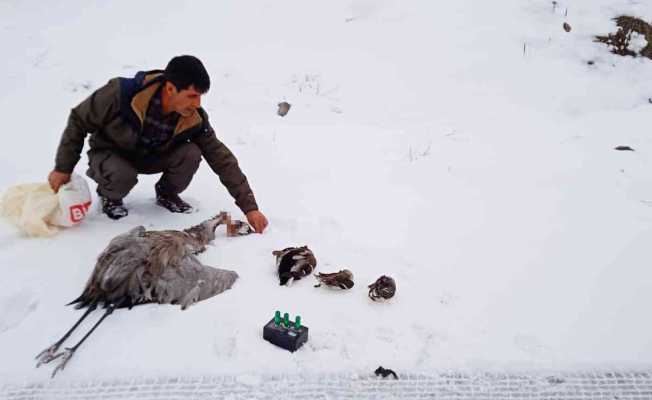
246, 210, 268, 233
48, 170, 71, 193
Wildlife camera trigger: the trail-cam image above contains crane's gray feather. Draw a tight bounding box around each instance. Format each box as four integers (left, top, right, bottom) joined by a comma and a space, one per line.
71, 214, 239, 310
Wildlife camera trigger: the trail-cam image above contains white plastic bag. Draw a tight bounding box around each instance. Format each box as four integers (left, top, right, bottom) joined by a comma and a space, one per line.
49, 174, 92, 227
0, 174, 92, 237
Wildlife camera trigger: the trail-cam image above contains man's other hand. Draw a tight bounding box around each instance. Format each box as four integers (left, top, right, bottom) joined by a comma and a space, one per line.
246, 210, 268, 233
48, 170, 71, 193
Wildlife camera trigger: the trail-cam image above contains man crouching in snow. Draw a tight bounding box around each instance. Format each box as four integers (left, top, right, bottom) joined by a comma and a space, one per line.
47, 55, 268, 232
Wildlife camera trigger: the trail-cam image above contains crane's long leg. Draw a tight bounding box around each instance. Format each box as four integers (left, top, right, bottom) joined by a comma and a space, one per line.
35, 304, 97, 367
49, 305, 115, 378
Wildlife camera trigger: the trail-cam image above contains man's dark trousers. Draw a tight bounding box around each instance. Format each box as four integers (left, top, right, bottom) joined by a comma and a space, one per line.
86, 142, 202, 200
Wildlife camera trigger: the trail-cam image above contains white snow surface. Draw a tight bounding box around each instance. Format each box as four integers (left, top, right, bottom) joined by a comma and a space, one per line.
1, 0, 652, 383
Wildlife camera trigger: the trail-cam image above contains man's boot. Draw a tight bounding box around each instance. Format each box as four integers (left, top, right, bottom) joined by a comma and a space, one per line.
101, 196, 128, 220
155, 182, 193, 213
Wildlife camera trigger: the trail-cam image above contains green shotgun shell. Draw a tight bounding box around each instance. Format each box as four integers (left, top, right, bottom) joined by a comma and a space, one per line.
283, 312, 290, 327
294, 315, 301, 329
274, 310, 281, 325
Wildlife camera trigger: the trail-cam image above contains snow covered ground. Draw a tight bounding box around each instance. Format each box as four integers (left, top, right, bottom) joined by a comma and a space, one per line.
1, 0, 652, 390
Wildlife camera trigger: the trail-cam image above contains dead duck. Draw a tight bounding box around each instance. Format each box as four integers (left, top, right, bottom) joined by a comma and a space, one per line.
368, 275, 396, 301
272, 246, 317, 286
314, 269, 354, 289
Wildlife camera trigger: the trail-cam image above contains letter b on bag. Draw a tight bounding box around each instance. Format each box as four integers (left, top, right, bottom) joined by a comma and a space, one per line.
50, 174, 92, 227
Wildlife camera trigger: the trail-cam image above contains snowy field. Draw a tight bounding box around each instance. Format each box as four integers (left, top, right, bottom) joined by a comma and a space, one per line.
1, 0, 652, 396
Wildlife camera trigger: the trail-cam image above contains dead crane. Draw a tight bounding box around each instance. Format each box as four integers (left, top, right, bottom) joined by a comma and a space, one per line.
35, 212, 250, 377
